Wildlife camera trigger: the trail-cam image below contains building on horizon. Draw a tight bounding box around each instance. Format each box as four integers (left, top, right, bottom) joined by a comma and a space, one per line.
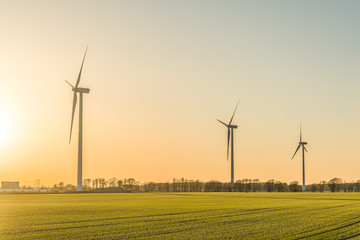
1, 181, 20, 189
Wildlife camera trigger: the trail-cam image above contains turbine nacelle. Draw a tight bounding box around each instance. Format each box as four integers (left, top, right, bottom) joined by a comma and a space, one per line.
66, 81, 90, 94
229, 125, 238, 129
300, 142, 307, 145
74, 87, 90, 94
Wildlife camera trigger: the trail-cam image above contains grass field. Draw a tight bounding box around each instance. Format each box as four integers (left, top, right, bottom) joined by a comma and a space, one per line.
1, 193, 360, 239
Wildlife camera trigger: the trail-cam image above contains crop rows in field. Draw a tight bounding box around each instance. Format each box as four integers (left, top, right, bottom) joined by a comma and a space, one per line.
1, 193, 360, 239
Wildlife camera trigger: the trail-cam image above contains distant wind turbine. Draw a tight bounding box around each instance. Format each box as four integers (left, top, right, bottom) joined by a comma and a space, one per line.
291, 122, 308, 192
217, 101, 239, 192
66, 47, 90, 192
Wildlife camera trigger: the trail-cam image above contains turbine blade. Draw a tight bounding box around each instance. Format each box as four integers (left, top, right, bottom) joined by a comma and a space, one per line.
69, 92, 77, 143
291, 144, 301, 160
229, 100, 239, 125
65, 80, 74, 88
227, 128, 230, 161
217, 119, 228, 127
74, 47, 88, 89
303, 145, 308, 152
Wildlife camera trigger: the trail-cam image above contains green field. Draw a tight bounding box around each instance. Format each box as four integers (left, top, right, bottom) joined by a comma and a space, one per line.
1, 193, 360, 239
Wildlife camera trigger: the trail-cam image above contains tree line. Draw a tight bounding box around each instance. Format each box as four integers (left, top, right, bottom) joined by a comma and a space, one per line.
48, 177, 360, 193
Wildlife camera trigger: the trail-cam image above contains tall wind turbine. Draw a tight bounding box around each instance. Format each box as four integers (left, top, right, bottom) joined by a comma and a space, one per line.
291, 122, 308, 192
217, 101, 239, 192
66, 47, 90, 192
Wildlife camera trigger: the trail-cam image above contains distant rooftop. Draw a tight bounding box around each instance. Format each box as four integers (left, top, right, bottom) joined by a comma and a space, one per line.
1, 181, 19, 189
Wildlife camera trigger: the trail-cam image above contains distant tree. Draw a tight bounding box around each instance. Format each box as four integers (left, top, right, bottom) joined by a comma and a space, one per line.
127, 178, 139, 192
252, 179, 261, 192
244, 179, 252, 193
355, 181, 360, 192
92, 179, 100, 189
275, 181, 287, 192
265, 180, 275, 192
234, 179, 252, 192
328, 178, 342, 192
83, 179, 92, 191
123, 178, 133, 192
234, 179, 244, 192
319, 181, 327, 192
144, 182, 156, 192
58, 182, 65, 192
165, 182, 170, 192
47, 177, 360, 193
222, 182, 232, 192
188, 180, 193, 192
195, 180, 203, 192
310, 183, 317, 192
204, 180, 222, 192
289, 181, 300, 192
234, 180, 240, 192
107, 178, 117, 188
117, 180, 123, 189
343, 182, 353, 192
172, 178, 180, 192
99, 178, 106, 188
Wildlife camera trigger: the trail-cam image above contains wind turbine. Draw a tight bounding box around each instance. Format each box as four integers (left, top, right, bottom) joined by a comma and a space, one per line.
66, 47, 90, 192
217, 101, 239, 192
291, 122, 308, 192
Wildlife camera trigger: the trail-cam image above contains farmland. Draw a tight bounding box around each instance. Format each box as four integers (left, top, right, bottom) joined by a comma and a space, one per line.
1, 193, 360, 239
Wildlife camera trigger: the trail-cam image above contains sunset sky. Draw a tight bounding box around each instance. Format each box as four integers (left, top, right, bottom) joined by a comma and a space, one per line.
1, 1, 360, 186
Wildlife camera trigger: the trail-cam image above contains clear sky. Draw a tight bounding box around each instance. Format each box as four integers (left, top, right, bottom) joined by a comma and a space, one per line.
1, 1, 360, 186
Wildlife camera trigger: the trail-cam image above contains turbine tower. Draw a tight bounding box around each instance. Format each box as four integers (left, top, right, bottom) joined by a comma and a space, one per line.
217, 101, 239, 192
291, 122, 308, 192
66, 47, 90, 192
